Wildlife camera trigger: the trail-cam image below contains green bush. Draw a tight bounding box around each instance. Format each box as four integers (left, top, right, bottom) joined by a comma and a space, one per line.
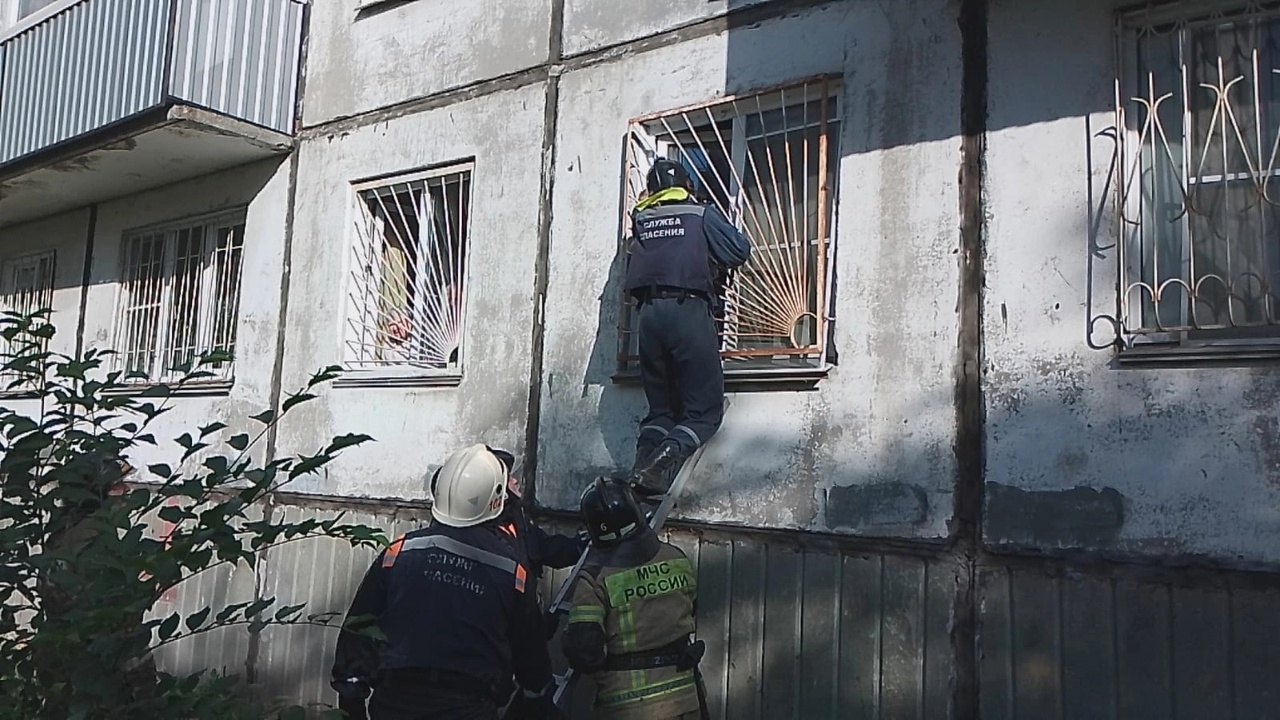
0, 311, 386, 719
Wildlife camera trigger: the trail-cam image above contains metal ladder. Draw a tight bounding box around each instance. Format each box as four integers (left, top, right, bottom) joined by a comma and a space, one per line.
546, 436, 716, 709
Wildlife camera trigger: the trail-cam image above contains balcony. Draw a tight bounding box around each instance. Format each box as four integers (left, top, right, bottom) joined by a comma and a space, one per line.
0, 0, 304, 226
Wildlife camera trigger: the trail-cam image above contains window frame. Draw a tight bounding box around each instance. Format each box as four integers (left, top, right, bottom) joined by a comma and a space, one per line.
339, 160, 475, 388
615, 75, 842, 384
0, 249, 56, 394
110, 209, 248, 387
1112, 1, 1280, 361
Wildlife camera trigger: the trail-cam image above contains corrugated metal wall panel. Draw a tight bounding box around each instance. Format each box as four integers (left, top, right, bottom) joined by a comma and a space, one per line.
153, 498, 1280, 719
0, 0, 169, 164
168, 0, 303, 134
976, 565, 1280, 720
253, 504, 429, 708
226, 501, 956, 719
0, 0, 302, 166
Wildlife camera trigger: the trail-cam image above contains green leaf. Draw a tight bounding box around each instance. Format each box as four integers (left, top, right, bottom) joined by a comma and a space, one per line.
227, 434, 250, 451
249, 410, 275, 425
158, 614, 180, 641
281, 392, 317, 415
149, 463, 173, 479
327, 433, 373, 453
185, 607, 212, 631
279, 707, 307, 720
158, 505, 187, 524
199, 421, 229, 438
139, 384, 172, 398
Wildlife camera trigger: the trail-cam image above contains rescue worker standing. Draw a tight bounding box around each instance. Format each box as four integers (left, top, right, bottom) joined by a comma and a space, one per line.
625, 159, 751, 499
489, 446, 586, 592
330, 444, 556, 720
562, 478, 707, 720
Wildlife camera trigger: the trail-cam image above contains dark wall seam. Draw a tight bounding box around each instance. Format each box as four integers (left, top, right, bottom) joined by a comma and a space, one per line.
522, 0, 566, 507
73, 204, 97, 359
297, 0, 837, 140
248, 0, 312, 684
952, 0, 989, 716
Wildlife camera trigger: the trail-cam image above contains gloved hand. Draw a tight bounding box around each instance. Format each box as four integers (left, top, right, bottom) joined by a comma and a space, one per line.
574, 528, 590, 552
506, 683, 559, 720
543, 609, 563, 640
337, 694, 368, 720
333, 680, 370, 720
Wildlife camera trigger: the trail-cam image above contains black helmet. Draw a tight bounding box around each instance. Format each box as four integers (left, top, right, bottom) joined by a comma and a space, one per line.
646, 158, 691, 194
580, 477, 645, 545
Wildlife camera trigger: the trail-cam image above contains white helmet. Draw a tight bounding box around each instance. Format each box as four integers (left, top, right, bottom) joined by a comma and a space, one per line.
429, 444, 507, 527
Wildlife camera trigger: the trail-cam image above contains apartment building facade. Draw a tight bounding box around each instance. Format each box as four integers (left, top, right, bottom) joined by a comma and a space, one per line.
3, 0, 1280, 716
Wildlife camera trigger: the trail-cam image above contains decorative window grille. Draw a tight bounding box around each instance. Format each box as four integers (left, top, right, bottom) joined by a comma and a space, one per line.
619, 76, 841, 372
1115, 2, 1280, 348
0, 250, 55, 388
114, 213, 245, 382
346, 163, 472, 374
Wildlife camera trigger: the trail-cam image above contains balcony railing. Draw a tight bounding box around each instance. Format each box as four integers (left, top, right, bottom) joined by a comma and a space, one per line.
0, 0, 304, 167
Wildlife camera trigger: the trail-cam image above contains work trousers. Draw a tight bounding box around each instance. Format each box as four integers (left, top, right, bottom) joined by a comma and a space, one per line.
368, 677, 498, 720
635, 296, 725, 459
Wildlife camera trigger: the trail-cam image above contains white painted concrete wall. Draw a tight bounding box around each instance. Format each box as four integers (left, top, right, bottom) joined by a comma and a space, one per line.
540, 1, 963, 538
7, 0, 1275, 565
275, 85, 547, 499
302, 0, 553, 127
984, 0, 1280, 565
0, 158, 291, 474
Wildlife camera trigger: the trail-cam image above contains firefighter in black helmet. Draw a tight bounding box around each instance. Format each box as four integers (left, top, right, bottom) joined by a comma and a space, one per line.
624, 158, 751, 499
562, 478, 707, 720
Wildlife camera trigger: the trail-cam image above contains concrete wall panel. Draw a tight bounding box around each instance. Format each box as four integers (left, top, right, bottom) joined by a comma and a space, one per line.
279, 85, 547, 500
537, 1, 963, 538
984, 0, 1280, 565
303, 0, 553, 127
561, 0, 774, 57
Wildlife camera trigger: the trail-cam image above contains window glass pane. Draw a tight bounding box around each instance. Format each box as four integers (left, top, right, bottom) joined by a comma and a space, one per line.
350, 167, 472, 371
121, 235, 165, 378
1123, 12, 1280, 339
18, 0, 60, 19
115, 215, 246, 382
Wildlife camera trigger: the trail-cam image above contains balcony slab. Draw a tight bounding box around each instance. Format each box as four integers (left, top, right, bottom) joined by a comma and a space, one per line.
0, 105, 292, 228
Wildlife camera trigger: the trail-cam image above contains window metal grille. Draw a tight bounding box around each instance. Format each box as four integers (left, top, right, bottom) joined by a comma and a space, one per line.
114, 212, 245, 382
346, 163, 472, 374
619, 76, 841, 371
0, 250, 55, 388
1114, 2, 1280, 347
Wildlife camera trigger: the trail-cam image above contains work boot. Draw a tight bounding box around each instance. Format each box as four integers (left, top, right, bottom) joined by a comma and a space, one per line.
627, 442, 691, 498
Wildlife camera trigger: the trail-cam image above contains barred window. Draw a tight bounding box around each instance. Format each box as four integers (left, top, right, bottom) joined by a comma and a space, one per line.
619, 77, 840, 372
1115, 3, 1280, 349
114, 213, 245, 382
346, 163, 471, 376
0, 250, 55, 388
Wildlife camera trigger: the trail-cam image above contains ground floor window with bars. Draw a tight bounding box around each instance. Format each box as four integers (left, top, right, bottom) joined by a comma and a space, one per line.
1115, 3, 1280, 353
0, 250, 55, 389
114, 213, 244, 383
346, 163, 471, 377
618, 76, 840, 373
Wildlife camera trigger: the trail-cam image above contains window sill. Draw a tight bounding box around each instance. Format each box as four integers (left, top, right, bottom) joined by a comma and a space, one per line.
333, 370, 462, 389
611, 364, 831, 392
101, 379, 235, 398
1116, 341, 1280, 368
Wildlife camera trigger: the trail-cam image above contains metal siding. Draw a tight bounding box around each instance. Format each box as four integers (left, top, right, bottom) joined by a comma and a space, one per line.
1232, 588, 1280, 720
0, 0, 302, 166
166, 0, 302, 134
153, 498, 1280, 719
1060, 573, 1117, 720
0, 0, 168, 164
